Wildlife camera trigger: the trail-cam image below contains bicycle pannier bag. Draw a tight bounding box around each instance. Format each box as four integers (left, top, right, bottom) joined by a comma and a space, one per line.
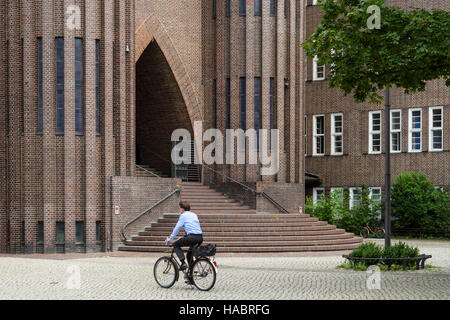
193, 244, 216, 256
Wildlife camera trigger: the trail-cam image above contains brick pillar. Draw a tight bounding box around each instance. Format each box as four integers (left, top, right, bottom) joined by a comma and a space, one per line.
276, 0, 286, 183
23, 0, 38, 253
84, 0, 98, 253
103, 0, 116, 251
0, 0, 8, 253
7, 0, 24, 253
42, 0, 57, 254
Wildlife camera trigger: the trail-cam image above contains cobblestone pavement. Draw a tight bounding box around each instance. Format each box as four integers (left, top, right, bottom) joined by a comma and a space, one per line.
0, 239, 449, 300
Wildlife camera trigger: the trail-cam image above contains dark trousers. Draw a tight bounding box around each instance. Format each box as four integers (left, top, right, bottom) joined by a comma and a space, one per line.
173, 234, 203, 266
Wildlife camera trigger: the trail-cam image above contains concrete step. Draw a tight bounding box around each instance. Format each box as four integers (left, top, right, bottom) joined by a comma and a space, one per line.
125, 237, 362, 247
158, 217, 319, 224
145, 225, 336, 233
132, 233, 355, 242
150, 221, 328, 228
139, 229, 347, 237
163, 213, 311, 219
119, 242, 363, 253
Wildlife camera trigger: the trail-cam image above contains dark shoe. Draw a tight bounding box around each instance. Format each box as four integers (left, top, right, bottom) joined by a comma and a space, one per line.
179, 262, 188, 271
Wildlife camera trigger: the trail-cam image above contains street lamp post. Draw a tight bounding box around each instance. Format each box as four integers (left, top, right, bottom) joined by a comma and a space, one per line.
385, 88, 391, 248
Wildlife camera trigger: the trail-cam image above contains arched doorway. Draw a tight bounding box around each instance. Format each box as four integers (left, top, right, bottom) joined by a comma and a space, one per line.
135, 40, 194, 177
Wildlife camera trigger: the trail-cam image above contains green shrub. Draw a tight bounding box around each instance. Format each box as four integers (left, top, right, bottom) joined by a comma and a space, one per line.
306, 187, 381, 234
391, 172, 450, 234
349, 242, 383, 266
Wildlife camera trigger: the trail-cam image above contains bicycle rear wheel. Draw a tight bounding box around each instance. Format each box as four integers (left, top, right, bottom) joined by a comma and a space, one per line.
191, 258, 216, 291
360, 227, 369, 238
376, 229, 385, 238
154, 256, 178, 288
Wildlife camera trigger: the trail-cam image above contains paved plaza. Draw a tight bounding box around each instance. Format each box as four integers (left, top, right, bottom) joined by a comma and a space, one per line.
0, 239, 449, 300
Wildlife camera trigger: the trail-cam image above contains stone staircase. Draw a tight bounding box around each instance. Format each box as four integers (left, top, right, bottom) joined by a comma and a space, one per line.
119, 182, 363, 253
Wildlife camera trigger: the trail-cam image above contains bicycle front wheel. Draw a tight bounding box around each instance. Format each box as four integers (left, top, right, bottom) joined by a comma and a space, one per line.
191, 258, 216, 291
154, 256, 178, 289
376, 229, 385, 238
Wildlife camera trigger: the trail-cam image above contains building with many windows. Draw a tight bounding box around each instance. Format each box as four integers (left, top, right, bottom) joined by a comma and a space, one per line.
0, 0, 448, 253
305, 1, 449, 207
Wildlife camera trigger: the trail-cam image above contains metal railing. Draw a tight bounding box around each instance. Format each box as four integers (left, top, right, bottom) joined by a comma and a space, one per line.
121, 188, 182, 242
202, 164, 289, 214
135, 164, 161, 178
136, 147, 290, 214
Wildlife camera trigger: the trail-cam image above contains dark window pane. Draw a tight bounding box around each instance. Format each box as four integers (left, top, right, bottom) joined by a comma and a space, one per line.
240, 77, 246, 130
96, 221, 101, 242
37, 221, 44, 244
56, 222, 65, 244
270, 0, 277, 15
226, 78, 231, 129
76, 221, 84, 244
37, 38, 43, 133
240, 0, 246, 16
226, 0, 231, 17
255, 0, 261, 15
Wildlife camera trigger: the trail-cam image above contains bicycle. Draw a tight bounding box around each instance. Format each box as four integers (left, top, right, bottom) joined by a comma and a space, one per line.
153, 242, 217, 291
360, 223, 385, 238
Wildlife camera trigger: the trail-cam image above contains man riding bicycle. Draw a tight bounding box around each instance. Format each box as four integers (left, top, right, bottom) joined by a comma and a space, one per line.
165, 201, 203, 272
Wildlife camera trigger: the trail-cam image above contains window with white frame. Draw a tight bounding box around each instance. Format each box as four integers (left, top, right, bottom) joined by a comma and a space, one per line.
390, 110, 401, 153
313, 115, 325, 156
313, 55, 325, 81
409, 108, 422, 152
313, 188, 325, 204
369, 111, 382, 154
331, 113, 343, 155
349, 187, 362, 209
369, 187, 382, 218
330, 187, 343, 202
429, 106, 443, 151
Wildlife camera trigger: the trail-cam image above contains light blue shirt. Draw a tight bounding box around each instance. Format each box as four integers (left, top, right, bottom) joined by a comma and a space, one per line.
169, 211, 203, 241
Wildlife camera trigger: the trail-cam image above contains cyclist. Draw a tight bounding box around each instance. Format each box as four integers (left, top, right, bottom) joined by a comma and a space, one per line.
165, 201, 203, 272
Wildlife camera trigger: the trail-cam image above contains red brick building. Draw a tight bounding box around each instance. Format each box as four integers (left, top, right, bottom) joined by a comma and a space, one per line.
0, 0, 448, 253
304, 0, 450, 205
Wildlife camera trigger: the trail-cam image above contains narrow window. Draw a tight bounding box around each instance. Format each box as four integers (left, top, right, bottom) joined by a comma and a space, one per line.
95, 40, 100, 134
313, 56, 325, 81
254, 77, 262, 151
270, 0, 277, 16
226, 0, 231, 17
240, 77, 246, 130
226, 78, 231, 129
369, 187, 382, 218
240, 0, 246, 16
313, 188, 325, 204
369, 111, 382, 154
429, 107, 443, 151
75, 221, 84, 244
37, 221, 44, 244
284, 0, 290, 18
390, 110, 401, 153
269, 78, 275, 149
409, 108, 422, 152
213, 79, 217, 128
37, 37, 43, 133
331, 113, 343, 155
349, 188, 362, 209
75, 38, 83, 133
55, 38, 64, 133
213, 0, 217, 19
255, 0, 262, 16
96, 221, 101, 243
313, 115, 325, 156
56, 222, 65, 244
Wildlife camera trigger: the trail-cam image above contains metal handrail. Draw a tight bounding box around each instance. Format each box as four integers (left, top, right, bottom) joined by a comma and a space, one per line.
202, 164, 289, 214
136, 164, 161, 178
137, 147, 290, 213
121, 188, 182, 242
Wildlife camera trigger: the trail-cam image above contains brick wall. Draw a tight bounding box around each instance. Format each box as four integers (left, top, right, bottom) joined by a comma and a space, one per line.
110, 176, 181, 250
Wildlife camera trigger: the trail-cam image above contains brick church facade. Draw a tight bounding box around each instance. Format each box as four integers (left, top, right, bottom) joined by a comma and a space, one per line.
0, 0, 448, 253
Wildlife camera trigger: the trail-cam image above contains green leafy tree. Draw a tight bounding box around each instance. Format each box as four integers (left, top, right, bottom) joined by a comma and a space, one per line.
391, 172, 450, 232
302, 0, 450, 103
